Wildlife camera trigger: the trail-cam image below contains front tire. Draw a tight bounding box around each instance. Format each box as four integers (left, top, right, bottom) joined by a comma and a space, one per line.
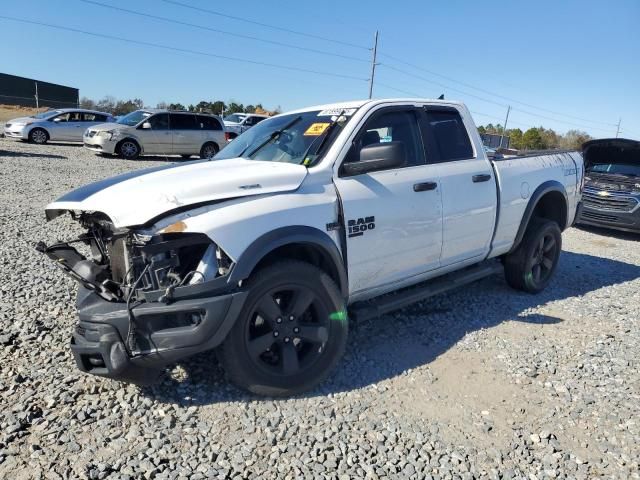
504, 218, 562, 293
117, 139, 140, 160
200, 142, 219, 159
218, 260, 348, 396
29, 128, 48, 144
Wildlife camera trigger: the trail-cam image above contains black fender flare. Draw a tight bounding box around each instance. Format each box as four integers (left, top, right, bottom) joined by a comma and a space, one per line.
510, 180, 568, 253
228, 226, 348, 297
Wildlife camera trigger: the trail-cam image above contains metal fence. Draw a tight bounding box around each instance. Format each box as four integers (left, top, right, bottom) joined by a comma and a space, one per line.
0, 73, 78, 109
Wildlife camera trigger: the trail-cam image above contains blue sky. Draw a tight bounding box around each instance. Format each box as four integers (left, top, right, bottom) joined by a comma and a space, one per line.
1, 0, 638, 138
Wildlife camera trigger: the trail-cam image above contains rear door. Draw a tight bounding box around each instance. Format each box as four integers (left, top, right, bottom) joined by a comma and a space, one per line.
196, 114, 225, 149
170, 113, 199, 155
334, 106, 443, 295
421, 106, 497, 266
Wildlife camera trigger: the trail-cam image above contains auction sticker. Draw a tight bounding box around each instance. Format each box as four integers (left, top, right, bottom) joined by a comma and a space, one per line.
304, 122, 331, 136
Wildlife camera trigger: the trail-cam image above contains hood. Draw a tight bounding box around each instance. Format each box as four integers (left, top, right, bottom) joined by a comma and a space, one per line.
87, 122, 127, 132
45, 158, 308, 227
582, 138, 640, 171
6, 116, 39, 125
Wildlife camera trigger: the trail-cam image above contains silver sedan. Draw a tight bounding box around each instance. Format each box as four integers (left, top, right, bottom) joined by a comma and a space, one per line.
3, 108, 115, 144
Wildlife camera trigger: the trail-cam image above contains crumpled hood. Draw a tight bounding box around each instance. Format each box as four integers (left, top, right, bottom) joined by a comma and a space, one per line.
87, 122, 123, 132
45, 158, 308, 227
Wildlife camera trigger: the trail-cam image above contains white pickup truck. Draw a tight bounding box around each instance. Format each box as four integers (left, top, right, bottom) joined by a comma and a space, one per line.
40, 99, 583, 396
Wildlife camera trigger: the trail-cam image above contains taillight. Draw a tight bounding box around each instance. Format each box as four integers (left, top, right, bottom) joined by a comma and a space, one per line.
224, 132, 231, 142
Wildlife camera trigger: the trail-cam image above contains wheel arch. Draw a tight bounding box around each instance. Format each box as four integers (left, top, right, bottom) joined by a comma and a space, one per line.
228, 226, 348, 298
509, 180, 568, 253
116, 137, 143, 154
29, 126, 50, 141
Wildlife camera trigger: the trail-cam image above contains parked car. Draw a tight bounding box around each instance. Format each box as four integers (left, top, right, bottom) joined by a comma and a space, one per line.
3, 108, 115, 144
577, 138, 640, 233
39, 98, 583, 396
223, 113, 268, 139
83, 109, 226, 159
483, 145, 503, 160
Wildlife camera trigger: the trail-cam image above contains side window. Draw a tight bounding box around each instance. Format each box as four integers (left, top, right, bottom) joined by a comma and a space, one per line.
345, 109, 425, 168
148, 113, 169, 130
197, 115, 222, 131
424, 109, 474, 162
170, 113, 197, 130
51, 113, 70, 122
253, 116, 266, 125
82, 113, 106, 122
68, 112, 82, 122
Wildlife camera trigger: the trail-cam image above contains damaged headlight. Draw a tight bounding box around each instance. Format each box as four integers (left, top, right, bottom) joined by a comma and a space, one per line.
97, 129, 121, 140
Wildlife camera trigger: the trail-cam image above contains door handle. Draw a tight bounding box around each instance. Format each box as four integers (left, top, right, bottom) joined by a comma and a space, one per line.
472, 174, 492, 183
413, 181, 438, 192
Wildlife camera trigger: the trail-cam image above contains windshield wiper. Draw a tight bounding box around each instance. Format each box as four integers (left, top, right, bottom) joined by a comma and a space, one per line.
299, 110, 346, 167
243, 115, 302, 158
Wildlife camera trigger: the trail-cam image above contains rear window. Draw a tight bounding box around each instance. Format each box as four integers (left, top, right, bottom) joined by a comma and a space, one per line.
425, 109, 474, 162
197, 115, 223, 131
170, 113, 197, 130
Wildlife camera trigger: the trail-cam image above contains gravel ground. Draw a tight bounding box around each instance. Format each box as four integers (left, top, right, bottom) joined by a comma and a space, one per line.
1, 138, 638, 480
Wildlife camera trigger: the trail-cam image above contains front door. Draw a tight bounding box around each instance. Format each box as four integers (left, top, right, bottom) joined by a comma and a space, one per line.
170, 113, 200, 155
139, 113, 172, 154
334, 107, 443, 296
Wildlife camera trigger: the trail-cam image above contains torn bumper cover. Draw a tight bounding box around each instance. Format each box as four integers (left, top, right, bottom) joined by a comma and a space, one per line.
37, 227, 246, 385
72, 286, 246, 385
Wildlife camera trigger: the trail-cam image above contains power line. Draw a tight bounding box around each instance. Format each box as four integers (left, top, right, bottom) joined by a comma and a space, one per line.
379, 63, 615, 133
0, 15, 369, 83
159, 0, 371, 51
78, 0, 369, 64
378, 52, 618, 128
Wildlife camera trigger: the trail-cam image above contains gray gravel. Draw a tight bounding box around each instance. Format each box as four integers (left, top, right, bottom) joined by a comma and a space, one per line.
1, 138, 639, 480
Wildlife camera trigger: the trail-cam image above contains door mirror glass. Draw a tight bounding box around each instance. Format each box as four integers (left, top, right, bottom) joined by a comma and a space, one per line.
342, 141, 406, 176
53, 117, 62, 123
141, 121, 152, 129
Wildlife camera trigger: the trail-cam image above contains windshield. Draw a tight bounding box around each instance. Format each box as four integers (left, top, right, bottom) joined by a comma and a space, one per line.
33, 110, 61, 119
590, 163, 640, 177
224, 114, 246, 123
215, 109, 355, 165
116, 110, 152, 126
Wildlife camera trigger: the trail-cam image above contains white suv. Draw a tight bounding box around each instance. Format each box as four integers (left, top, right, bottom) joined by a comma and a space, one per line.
223, 113, 268, 139
84, 109, 226, 159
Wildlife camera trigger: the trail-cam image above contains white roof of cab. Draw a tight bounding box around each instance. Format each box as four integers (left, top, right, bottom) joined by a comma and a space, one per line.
284, 98, 464, 115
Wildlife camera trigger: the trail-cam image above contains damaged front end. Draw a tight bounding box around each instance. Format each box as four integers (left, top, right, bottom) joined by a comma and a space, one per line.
38, 212, 246, 384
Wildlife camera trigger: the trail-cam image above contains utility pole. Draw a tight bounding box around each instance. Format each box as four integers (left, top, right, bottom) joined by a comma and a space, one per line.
34, 81, 39, 109
368, 30, 379, 99
615, 118, 621, 138
499, 105, 511, 148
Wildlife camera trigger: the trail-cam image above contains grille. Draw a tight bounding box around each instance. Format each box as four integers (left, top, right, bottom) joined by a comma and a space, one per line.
580, 211, 620, 223
582, 189, 639, 213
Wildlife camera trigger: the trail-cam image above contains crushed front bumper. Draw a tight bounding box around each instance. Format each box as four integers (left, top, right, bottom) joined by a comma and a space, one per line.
72, 286, 247, 384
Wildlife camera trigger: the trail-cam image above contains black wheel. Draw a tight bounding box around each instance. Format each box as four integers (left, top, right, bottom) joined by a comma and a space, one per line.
181, 154, 191, 159
200, 142, 219, 159
29, 128, 48, 144
504, 218, 562, 293
117, 139, 140, 160
219, 260, 348, 396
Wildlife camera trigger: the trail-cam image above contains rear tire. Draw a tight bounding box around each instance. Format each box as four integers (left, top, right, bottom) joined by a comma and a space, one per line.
218, 260, 348, 397
29, 128, 48, 144
200, 142, 219, 159
504, 218, 562, 293
117, 139, 140, 160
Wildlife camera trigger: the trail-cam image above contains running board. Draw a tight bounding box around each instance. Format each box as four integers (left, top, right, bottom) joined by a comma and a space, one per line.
350, 260, 503, 321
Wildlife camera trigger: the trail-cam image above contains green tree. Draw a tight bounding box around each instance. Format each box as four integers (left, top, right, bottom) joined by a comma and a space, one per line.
507, 128, 523, 149
522, 128, 545, 150
168, 103, 186, 111
561, 130, 593, 150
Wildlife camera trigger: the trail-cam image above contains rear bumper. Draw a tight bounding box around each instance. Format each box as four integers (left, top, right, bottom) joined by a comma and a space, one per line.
71, 286, 247, 384
576, 202, 640, 233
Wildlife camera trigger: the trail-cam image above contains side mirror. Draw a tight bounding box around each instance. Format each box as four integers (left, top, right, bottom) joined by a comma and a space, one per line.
141, 121, 152, 129
341, 141, 406, 176
53, 117, 62, 123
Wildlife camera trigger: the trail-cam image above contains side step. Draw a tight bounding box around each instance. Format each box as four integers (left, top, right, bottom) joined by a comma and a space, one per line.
350, 260, 503, 321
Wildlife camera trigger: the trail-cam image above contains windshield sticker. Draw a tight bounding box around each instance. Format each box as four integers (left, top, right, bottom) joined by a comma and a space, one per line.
317, 108, 357, 117
304, 122, 331, 136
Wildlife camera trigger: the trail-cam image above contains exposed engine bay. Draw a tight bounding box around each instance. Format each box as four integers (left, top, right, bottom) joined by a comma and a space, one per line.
38, 212, 233, 302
